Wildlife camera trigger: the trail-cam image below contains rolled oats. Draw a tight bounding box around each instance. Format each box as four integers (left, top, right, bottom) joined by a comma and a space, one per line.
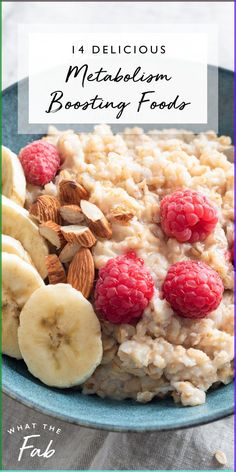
43, 125, 234, 406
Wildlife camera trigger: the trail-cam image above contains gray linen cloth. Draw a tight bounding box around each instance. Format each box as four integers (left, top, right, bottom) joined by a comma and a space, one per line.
2, 394, 234, 470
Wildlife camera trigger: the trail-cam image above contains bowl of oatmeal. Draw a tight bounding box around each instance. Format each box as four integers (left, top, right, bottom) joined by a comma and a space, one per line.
2, 76, 234, 431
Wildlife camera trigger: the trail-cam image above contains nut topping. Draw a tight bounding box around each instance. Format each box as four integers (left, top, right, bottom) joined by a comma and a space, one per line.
59, 242, 81, 263
108, 206, 135, 225
45, 254, 67, 284
61, 225, 96, 248
80, 200, 112, 239
39, 221, 66, 249
59, 179, 89, 205
67, 248, 95, 298
29, 195, 61, 224
60, 204, 85, 224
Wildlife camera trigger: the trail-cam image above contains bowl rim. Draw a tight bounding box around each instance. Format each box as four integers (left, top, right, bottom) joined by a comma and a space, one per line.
3, 383, 234, 433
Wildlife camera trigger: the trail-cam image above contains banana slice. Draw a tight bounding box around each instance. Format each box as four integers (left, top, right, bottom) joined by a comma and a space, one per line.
2, 234, 32, 265
18, 284, 103, 387
2, 195, 49, 279
2, 145, 26, 206
2, 252, 44, 359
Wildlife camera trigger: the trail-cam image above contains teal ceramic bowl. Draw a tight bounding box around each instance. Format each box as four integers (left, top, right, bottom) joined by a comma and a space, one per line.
2, 70, 234, 431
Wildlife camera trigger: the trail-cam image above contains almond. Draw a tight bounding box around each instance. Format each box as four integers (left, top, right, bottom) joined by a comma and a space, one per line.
67, 248, 95, 298
61, 225, 96, 248
59, 242, 81, 263
80, 200, 112, 239
29, 195, 61, 224
39, 221, 66, 249
60, 204, 85, 224
45, 254, 66, 284
59, 179, 89, 205
108, 206, 135, 225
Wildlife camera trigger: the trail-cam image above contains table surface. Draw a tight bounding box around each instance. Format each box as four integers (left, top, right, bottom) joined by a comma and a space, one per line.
2, 2, 234, 470
2, 393, 234, 470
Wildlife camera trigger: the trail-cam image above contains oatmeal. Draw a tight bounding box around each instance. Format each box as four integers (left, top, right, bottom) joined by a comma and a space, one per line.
43, 125, 234, 405
2, 125, 234, 406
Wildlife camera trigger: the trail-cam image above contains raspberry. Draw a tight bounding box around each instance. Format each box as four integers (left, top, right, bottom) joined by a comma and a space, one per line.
95, 251, 154, 324
19, 140, 60, 186
160, 189, 218, 243
162, 260, 223, 319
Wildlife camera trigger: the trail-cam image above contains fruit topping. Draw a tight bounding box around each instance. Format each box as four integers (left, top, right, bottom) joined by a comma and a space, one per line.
160, 189, 218, 243
95, 251, 154, 324
19, 140, 60, 186
162, 260, 223, 319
